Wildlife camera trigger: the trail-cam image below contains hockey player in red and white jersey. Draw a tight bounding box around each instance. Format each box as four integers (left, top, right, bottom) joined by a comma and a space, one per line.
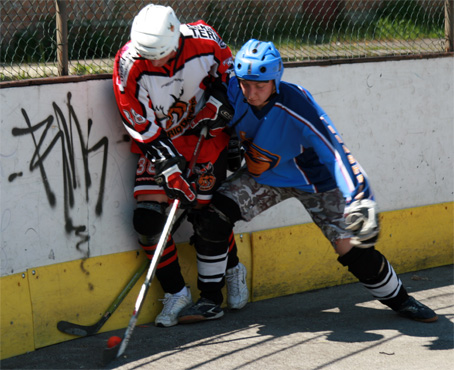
112, 4, 248, 327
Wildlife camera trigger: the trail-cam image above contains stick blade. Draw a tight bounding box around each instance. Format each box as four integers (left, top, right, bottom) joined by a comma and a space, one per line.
57, 321, 92, 337
102, 345, 121, 366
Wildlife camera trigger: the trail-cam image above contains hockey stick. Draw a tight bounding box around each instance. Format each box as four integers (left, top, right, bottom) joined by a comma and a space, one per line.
56, 204, 191, 337
102, 127, 208, 365
57, 260, 148, 337
57, 134, 201, 338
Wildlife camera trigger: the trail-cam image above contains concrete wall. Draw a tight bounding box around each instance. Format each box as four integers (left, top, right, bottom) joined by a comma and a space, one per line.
1, 56, 453, 359
231, 56, 454, 233
1, 81, 137, 275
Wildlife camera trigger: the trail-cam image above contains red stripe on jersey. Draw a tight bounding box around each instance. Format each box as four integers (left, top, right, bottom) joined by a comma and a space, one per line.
113, 21, 232, 164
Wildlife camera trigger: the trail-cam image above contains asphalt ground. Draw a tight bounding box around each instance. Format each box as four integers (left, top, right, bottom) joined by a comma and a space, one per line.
2, 264, 453, 370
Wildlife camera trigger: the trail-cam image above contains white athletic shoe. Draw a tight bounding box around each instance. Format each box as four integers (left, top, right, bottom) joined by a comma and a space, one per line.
226, 262, 249, 309
155, 288, 192, 327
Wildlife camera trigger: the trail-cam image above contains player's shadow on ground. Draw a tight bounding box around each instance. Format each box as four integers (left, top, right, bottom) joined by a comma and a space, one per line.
253, 267, 453, 350
3, 266, 450, 370
106, 265, 453, 370
257, 290, 452, 351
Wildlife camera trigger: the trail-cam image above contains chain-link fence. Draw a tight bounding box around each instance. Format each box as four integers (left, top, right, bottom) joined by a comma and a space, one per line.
1, 0, 452, 81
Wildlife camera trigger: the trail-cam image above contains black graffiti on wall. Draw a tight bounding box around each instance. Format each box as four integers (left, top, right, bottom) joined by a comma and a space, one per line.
10, 92, 109, 257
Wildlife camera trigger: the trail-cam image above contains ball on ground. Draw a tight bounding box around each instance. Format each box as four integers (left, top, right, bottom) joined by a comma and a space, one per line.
107, 336, 122, 348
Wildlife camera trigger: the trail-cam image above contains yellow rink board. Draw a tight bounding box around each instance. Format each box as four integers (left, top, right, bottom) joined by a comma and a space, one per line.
27, 251, 161, 349
0, 272, 34, 359
251, 223, 353, 301
0, 233, 252, 359
251, 202, 453, 301
0, 203, 452, 359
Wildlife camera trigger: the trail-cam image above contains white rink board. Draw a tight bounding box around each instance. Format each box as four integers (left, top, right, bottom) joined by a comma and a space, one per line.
1, 80, 138, 276
1, 57, 453, 276
234, 57, 454, 233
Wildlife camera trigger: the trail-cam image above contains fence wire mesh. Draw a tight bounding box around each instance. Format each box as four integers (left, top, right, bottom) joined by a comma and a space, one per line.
0, 0, 450, 81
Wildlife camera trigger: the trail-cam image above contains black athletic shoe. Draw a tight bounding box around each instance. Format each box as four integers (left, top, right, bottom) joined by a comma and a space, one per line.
396, 296, 438, 322
178, 298, 224, 324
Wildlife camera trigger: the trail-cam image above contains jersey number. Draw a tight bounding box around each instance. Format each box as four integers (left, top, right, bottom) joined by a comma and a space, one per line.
136, 157, 154, 176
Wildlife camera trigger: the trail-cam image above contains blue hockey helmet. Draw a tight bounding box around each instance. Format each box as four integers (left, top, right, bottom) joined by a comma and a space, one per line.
234, 39, 284, 93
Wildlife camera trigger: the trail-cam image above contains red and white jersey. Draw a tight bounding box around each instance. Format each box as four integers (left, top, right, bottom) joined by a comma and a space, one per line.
113, 20, 233, 163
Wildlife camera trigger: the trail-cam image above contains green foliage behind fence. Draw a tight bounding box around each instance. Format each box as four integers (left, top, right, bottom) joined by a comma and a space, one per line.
0, 0, 449, 81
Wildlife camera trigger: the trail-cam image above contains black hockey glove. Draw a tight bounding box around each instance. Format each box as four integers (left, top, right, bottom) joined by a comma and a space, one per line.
154, 157, 197, 207
344, 199, 380, 247
142, 132, 182, 165
227, 135, 244, 172
191, 84, 234, 138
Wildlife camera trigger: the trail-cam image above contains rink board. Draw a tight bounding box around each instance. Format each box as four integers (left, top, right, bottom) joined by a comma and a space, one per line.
1, 203, 452, 359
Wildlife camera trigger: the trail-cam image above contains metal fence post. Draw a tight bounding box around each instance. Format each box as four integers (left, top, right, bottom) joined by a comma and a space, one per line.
56, 0, 68, 76
446, 0, 454, 52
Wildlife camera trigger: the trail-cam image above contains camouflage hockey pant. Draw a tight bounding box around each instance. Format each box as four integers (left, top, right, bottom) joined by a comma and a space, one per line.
217, 169, 354, 246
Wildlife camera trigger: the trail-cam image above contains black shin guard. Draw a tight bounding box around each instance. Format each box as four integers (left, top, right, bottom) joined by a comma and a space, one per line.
338, 247, 408, 308
337, 247, 384, 283
156, 262, 186, 294
133, 202, 185, 294
189, 204, 235, 305
193, 233, 229, 305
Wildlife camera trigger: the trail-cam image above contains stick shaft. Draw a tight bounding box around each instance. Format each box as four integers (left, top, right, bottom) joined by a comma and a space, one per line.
57, 260, 149, 336
112, 127, 208, 361
116, 199, 180, 357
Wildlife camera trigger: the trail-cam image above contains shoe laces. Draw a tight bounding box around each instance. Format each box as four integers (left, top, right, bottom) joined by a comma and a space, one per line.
226, 266, 243, 294
400, 296, 428, 313
159, 293, 187, 314
406, 297, 424, 310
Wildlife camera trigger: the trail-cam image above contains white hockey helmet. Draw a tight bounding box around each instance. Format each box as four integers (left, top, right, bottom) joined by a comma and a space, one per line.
130, 4, 181, 60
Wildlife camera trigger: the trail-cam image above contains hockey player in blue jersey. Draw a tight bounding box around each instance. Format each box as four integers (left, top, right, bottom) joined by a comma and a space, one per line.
178, 39, 437, 323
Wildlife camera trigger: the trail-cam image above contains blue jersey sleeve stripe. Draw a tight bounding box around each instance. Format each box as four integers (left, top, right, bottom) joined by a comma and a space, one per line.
276, 103, 357, 196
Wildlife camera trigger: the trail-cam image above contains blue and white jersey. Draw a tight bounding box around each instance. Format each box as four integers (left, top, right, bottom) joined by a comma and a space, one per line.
227, 76, 373, 203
